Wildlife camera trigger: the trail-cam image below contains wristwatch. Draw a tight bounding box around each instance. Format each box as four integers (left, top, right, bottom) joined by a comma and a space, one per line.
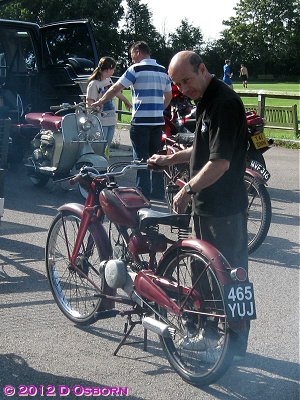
184, 183, 196, 195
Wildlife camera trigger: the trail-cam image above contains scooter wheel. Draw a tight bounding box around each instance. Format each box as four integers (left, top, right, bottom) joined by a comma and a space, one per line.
78, 183, 89, 199
30, 174, 50, 187
75, 162, 93, 199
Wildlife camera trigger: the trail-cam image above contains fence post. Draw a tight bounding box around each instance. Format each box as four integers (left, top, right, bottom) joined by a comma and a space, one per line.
258, 92, 266, 118
292, 104, 299, 138
117, 98, 122, 122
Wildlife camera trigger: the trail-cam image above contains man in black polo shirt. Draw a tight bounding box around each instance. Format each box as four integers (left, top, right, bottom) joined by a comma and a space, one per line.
148, 50, 249, 359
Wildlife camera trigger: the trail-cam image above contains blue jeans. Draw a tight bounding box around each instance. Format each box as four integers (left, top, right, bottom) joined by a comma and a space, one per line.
130, 124, 164, 199
102, 125, 115, 148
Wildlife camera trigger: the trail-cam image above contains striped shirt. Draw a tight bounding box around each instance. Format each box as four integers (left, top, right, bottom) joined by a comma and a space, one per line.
117, 59, 172, 125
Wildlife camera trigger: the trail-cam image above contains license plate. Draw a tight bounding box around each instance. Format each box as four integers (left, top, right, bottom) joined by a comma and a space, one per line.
251, 133, 269, 149
224, 282, 256, 322
249, 160, 271, 182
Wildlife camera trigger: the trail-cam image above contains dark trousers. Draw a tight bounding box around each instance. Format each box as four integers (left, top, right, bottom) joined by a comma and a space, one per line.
193, 211, 248, 271
130, 124, 164, 199
193, 211, 250, 354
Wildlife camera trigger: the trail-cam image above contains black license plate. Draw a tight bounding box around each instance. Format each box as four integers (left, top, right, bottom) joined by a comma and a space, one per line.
250, 160, 271, 182
224, 282, 256, 321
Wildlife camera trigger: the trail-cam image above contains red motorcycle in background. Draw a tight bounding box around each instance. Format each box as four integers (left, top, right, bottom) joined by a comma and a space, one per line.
162, 88, 272, 254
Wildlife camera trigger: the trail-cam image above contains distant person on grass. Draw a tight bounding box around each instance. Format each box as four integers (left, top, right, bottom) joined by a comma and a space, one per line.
222, 59, 233, 89
239, 64, 249, 88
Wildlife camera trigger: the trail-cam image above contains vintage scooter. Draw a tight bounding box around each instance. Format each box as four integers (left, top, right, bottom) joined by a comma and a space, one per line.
24, 102, 108, 198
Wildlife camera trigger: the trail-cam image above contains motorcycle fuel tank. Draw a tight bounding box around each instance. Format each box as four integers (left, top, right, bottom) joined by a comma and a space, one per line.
99, 187, 151, 228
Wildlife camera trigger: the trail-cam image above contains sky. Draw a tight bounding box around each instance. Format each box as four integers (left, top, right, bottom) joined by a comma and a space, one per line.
139, 0, 239, 40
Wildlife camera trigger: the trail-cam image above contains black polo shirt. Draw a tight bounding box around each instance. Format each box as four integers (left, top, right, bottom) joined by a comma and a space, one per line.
191, 76, 248, 217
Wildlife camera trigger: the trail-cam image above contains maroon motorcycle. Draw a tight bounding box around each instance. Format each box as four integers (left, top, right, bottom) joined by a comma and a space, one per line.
45, 161, 256, 387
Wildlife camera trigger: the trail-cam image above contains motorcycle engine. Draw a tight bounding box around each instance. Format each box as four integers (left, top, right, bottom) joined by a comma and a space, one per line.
102, 260, 137, 299
32, 130, 55, 162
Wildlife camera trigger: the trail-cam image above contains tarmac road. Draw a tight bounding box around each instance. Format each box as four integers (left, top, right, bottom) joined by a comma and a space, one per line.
0, 145, 299, 400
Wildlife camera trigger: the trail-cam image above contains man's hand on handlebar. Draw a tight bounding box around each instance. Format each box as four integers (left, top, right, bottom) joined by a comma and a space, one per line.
147, 154, 171, 169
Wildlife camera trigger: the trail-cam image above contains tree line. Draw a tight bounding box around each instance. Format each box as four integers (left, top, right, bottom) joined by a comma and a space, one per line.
1, 0, 299, 80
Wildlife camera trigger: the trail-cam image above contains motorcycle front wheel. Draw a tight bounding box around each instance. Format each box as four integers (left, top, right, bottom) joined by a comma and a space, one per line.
245, 174, 272, 253
157, 246, 234, 387
46, 211, 106, 325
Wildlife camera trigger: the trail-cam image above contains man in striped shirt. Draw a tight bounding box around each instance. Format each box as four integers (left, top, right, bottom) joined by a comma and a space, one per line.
93, 41, 172, 200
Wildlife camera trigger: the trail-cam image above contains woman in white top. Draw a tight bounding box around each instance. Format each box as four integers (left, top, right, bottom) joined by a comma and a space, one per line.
86, 56, 131, 148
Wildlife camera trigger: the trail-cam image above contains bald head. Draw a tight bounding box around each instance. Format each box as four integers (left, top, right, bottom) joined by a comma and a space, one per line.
168, 51, 211, 100
169, 51, 203, 76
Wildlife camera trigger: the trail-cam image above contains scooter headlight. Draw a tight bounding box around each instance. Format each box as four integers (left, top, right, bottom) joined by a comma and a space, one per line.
79, 116, 92, 131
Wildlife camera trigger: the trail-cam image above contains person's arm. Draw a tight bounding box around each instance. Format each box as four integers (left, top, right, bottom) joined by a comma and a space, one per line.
92, 81, 125, 107
86, 81, 99, 107
164, 91, 172, 110
172, 159, 230, 213
148, 145, 193, 168
116, 92, 132, 111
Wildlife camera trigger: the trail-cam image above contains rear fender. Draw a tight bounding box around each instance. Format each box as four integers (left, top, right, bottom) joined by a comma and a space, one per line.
157, 237, 233, 286
57, 203, 115, 310
157, 238, 250, 332
245, 168, 266, 185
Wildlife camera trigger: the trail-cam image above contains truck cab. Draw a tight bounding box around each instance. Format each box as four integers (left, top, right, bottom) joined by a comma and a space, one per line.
0, 19, 99, 163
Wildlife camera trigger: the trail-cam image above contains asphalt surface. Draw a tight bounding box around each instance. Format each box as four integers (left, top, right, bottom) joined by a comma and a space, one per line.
0, 143, 299, 400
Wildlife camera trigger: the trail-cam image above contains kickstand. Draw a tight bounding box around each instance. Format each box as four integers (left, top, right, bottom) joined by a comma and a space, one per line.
114, 312, 148, 356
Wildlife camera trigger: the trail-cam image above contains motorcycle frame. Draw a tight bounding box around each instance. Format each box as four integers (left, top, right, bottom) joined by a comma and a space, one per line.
57, 173, 234, 320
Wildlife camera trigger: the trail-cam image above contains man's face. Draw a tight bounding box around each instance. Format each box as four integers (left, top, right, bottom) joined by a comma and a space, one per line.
130, 49, 141, 64
169, 62, 205, 100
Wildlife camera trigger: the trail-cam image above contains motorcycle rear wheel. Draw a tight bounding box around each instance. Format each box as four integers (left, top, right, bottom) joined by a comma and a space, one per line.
46, 211, 106, 325
163, 165, 271, 253
157, 246, 234, 386
163, 164, 189, 212
244, 174, 272, 254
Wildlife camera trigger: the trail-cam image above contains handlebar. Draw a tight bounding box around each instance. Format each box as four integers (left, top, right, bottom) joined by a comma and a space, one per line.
69, 161, 149, 186
50, 102, 97, 115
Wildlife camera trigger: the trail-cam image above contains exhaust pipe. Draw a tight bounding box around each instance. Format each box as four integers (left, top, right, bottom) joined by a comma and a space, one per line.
142, 316, 171, 338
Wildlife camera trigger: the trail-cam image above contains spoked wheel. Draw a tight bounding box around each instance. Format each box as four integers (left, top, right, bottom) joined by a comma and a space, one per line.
46, 211, 106, 325
157, 247, 234, 387
244, 174, 272, 253
164, 164, 189, 212
107, 221, 128, 259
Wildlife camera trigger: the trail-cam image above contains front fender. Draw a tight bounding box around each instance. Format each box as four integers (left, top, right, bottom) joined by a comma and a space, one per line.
76, 154, 108, 171
57, 203, 115, 311
158, 237, 232, 286
58, 203, 111, 259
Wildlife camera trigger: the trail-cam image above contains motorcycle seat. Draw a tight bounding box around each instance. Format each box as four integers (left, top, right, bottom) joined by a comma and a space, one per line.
25, 113, 62, 130
138, 208, 190, 232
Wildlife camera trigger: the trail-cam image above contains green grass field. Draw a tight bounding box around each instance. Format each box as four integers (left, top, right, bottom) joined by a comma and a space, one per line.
235, 82, 300, 115
117, 82, 300, 141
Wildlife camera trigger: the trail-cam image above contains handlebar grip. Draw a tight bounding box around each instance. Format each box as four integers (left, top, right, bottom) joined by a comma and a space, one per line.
147, 162, 166, 171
